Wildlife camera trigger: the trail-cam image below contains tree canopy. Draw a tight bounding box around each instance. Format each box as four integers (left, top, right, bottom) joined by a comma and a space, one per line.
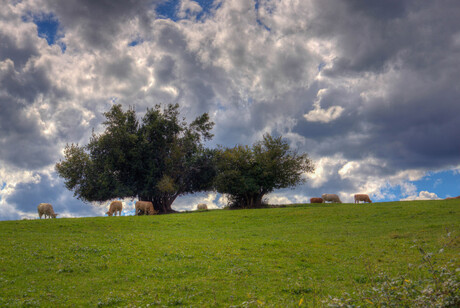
56, 104, 315, 213
214, 134, 314, 209
55, 104, 215, 214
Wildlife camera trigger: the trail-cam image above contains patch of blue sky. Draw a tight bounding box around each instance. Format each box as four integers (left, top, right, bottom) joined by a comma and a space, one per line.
30, 13, 66, 52
156, 0, 216, 21
318, 62, 326, 72
378, 169, 460, 202
379, 185, 405, 202
128, 38, 144, 47
216, 102, 227, 111
120, 209, 135, 216
254, 0, 271, 31
0, 182, 6, 201
410, 170, 460, 198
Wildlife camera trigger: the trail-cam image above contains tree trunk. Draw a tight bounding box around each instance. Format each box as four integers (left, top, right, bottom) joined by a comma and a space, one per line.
254, 193, 264, 208
152, 194, 178, 214
162, 194, 177, 213
241, 193, 265, 208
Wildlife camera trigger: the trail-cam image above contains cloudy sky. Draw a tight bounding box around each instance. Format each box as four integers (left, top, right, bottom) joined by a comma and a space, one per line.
1, 0, 460, 220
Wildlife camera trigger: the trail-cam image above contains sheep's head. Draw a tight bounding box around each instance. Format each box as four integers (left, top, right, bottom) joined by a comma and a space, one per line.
52, 213, 58, 218
106, 211, 113, 216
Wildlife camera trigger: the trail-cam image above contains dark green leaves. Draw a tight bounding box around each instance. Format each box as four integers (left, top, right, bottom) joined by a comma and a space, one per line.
214, 134, 314, 208
55, 104, 215, 212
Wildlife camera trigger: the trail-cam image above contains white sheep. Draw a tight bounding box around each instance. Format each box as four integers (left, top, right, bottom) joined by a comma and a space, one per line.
106, 201, 123, 216
135, 201, 157, 215
196, 203, 208, 210
321, 194, 342, 203
37, 203, 58, 219
354, 194, 372, 203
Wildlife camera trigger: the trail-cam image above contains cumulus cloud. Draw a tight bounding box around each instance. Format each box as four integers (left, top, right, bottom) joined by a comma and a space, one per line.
177, 0, 203, 19
304, 89, 344, 123
401, 191, 441, 201
2, 171, 104, 219
266, 193, 309, 205
174, 192, 221, 211
1, 0, 459, 219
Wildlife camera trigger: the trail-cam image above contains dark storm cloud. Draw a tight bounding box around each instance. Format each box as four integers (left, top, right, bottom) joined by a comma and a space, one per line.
0, 78, 59, 169
154, 55, 176, 85
5, 172, 103, 217
345, 0, 408, 20
156, 20, 188, 51
292, 0, 460, 172
0, 43, 65, 169
0, 32, 39, 69
363, 86, 460, 170
101, 55, 134, 80
41, 0, 160, 49
0, 58, 53, 103
54, 107, 91, 140
312, 0, 460, 76
142, 19, 232, 119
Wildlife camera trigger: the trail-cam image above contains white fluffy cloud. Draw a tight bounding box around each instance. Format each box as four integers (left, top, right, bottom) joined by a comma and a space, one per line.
401, 191, 441, 201
304, 89, 344, 123
178, 0, 203, 19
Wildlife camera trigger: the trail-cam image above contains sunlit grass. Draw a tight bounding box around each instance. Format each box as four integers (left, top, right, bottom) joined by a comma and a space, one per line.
0, 200, 458, 306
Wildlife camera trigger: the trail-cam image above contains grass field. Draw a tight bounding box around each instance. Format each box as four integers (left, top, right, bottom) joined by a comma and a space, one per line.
0, 200, 459, 307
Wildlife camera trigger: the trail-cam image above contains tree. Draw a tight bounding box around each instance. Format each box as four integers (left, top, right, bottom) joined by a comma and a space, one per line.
55, 104, 215, 214
214, 134, 314, 209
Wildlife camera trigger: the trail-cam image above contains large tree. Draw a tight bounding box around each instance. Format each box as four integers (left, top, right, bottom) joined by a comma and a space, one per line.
55, 104, 215, 214
214, 134, 314, 209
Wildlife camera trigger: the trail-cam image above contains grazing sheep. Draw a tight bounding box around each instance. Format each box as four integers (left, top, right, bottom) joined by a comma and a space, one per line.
310, 198, 323, 204
445, 196, 460, 200
197, 203, 208, 210
354, 194, 372, 204
106, 201, 123, 216
135, 201, 157, 215
321, 194, 342, 203
37, 203, 58, 219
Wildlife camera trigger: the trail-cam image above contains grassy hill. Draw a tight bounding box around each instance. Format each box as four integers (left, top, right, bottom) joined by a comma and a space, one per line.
0, 200, 459, 306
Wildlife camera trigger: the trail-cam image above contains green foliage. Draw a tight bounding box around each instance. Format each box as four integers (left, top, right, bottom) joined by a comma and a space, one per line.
55, 104, 215, 213
0, 200, 458, 306
215, 134, 314, 208
325, 241, 460, 307
156, 175, 177, 194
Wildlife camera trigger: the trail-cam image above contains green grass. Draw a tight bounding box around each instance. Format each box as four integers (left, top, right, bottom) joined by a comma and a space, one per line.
0, 200, 459, 307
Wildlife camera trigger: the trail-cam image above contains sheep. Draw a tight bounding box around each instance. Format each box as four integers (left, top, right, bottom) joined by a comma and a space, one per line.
354, 194, 372, 203
321, 194, 342, 203
135, 201, 157, 215
310, 198, 324, 203
37, 203, 58, 219
196, 203, 208, 210
106, 201, 123, 216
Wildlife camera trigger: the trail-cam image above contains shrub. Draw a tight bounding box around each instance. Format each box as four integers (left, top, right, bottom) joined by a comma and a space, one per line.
325, 240, 460, 307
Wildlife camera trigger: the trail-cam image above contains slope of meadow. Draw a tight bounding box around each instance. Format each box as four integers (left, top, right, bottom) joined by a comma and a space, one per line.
0, 200, 458, 306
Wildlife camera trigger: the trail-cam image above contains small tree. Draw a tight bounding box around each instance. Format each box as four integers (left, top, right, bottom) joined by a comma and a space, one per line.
56, 104, 215, 214
214, 134, 314, 208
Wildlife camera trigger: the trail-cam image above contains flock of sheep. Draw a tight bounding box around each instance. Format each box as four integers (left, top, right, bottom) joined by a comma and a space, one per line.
37, 195, 373, 219
37, 201, 210, 219
38, 193, 460, 219
312, 194, 460, 204
310, 193, 372, 204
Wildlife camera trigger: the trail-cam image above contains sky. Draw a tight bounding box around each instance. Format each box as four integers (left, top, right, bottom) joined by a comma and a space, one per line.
1, 0, 460, 220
